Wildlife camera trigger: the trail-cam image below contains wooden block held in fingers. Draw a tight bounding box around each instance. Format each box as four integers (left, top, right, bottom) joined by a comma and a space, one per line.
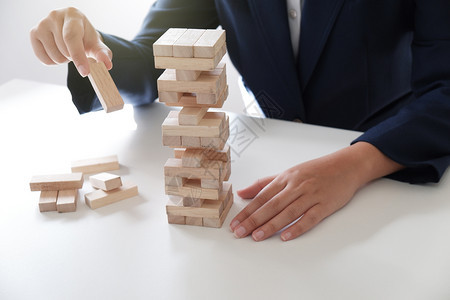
154, 43, 226, 71
89, 172, 122, 191
153, 28, 187, 57
30, 173, 83, 191
71, 155, 119, 174
87, 58, 124, 113
173, 29, 205, 58
56, 189, 78, 213
178, 107, 208, 126
194, 29, 226, 58
39, 190, 58, 212
85, 182, 138, 209
175, 70, 202, 81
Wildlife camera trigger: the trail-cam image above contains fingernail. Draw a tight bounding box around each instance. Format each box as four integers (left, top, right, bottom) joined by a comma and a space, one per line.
252, 230, 264, 241
77, 64, 88, 77
230, 220, 240, 231
281, 232, 292, 242
234, 226, 246, 238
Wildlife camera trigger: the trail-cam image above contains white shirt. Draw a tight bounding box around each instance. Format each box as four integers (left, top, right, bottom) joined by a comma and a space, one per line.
286, 0, 302, 58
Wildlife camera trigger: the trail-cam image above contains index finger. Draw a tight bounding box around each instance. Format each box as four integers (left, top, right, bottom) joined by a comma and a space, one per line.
62, 18, 89, 76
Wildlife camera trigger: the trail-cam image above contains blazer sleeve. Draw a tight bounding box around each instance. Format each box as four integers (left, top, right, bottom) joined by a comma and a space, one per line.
67, 0, 220, 114
353, 0, 450, 184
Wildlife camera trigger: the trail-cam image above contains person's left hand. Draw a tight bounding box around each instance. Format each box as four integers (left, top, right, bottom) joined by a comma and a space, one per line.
229, 142, 403, 241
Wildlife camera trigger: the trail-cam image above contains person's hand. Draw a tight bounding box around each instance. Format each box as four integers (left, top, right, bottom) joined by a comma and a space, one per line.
30, 7, 112, 77
230, 142, 404, 242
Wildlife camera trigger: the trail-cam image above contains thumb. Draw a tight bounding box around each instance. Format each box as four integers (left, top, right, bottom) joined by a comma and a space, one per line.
237, 175, 276, 199
90, 43, 113, 70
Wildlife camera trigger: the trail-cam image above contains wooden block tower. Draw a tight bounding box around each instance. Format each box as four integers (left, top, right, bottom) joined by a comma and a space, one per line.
153, 28, 233, 227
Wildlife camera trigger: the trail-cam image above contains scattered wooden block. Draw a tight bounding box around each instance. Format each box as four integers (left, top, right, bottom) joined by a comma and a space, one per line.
56, 189, 78, 213
87, 58, 124, 113
154, 43, 226, 71
85, 182, 138, 209
39, 190, 58, 212
175, 70, 202, 81
194, 29, 226, 58
153, 28, 187, 57
89, 172, 122, 191
30, 173, 83, 191
71, 155, 119, 174
173, 29, 205, 58
178, 107, 208, 126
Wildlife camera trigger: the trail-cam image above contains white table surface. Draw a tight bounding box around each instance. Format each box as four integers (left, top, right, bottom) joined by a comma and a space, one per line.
0, 79, 449, 300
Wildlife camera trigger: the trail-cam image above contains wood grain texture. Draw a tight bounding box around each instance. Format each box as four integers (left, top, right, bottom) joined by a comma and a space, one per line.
165, 179, 220, 200
89, 172, 122, 191
173, 29, 205, 58
87, 58, 124, 113
30, 173, 83, 191
153, 28, 187, 57
178, 107, 208, 126
56, 189, 78, 213
194, 29, 226, 58
85, 182, 138, 209
39, 190, 58, 212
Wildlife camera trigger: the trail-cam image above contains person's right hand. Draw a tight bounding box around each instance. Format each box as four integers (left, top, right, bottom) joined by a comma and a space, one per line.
30, 7, 112, 77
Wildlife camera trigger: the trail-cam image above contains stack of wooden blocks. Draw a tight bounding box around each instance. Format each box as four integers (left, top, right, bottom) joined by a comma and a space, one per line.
153, 28, 233, 228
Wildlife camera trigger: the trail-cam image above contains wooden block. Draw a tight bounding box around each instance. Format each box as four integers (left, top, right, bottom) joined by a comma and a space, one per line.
201, 178, 222, 189
167, 214, 186, 225
87, 58, 124, 113
158, 91, 183, 103
173, 148, 185, 159
166, 179, 220, 200
181, 149, 204, 167
162, 135, 182, 147
164, 158, 222, 180
39, 190, 58, 212
194, 29, 226, 58
85, 182, 138, 209
162, 111, 225, 137
203, 190, 234, 228
175, 70, 202, 81
173, 29, 205, 58
164, 85, 228, 109
203, 144, 230, 162
182, 136, 201, 148
71, 155, 119, 174
183, 197, 204, 207
89, 172, 122, 191
153, 28, 187, 57
186, 216, 203, 226
154, 43, 226, 71
223, 161, 231, 181
56, 189, 78, 213
178, 107, 208, 126
30, 173, 83, 191
165, 176, 186, 187
157, 65, 225, 94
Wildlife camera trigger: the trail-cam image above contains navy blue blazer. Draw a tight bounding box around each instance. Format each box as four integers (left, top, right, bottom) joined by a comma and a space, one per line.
68, 0, 450, 184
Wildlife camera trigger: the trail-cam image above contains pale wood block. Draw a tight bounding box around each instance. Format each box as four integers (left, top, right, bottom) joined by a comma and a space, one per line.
165, 176, 186, 187
165, 179, 220, 200
203, 144, 230, 162
39, 190, 58, 212
158, 91, 183, 103
164, 85, 228, 109
162, 135, 182, 147
185, 216, 203, 226
157, 66, 225, 95
154, 43, 226, 71
153, 28, 187, 57
182, 197, 204, 207
223, 161, 231, 181
173, 29, 205, 58
182, 136, 201, 148
175, 70, 202, 81
203, 190, 234, 228
85, 182, 138, 209
56, 189, 78, 213
87, 58, 124, 113
201, 178, 222, 189
89, 172, 122, 191
178, 107, 208, 126
71, 155, 119, 174
162, 111, 225, 137
164, 158, 222, 180
194, 29, 226, 58
167, 214, 186, 225
181, 148, 204, 167
200, 130, 228, 149
173, 148, 185, 159
30, 173, 83, 191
